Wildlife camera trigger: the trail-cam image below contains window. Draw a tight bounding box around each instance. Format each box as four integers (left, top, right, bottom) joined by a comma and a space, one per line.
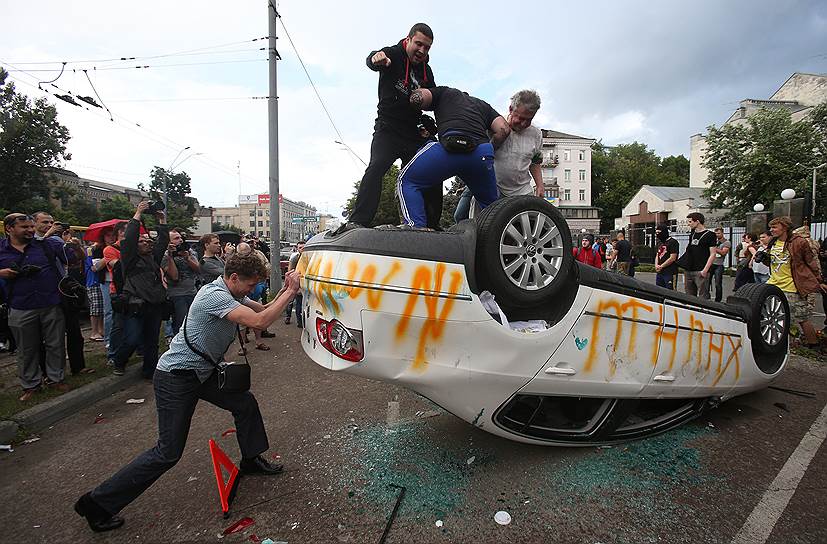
266, 220, 270, 227
257, 210, 263, 216
579, 170, 586, 181
258, 220, 263, 227
578, 149, 585, 161
564, 169, 571, 182
579, 189, 586, 201
563, 149, 571, 161
249, 220, 255, 227
249, 210, 255, 217
564, 189, 571, 201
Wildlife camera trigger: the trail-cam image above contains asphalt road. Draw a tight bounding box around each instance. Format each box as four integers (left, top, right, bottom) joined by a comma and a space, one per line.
1, 322, 826, 543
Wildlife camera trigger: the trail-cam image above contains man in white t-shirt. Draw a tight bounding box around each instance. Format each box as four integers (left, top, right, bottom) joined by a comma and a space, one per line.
493, 89, 544, 198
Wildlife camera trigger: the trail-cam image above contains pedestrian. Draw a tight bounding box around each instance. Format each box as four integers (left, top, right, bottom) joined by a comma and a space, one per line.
711, 227, 732, 302
678, 212, 717, 299
111, 202, 170, 379
733, 233, 758, 291
452, 178, 472, 223
398, 86, 510, 228
572, 235, 602, 268
614, 231, 632, 275
752, 231, 772, 284
103, 223, 127, 363
284, 241, 305, 326
766, 216, 824, 349
603, 237, 614, 271
655, 224, 679, 290
494, 90, 544, 198
74, 254, 303, 533
337, 23, 439, 233
60, 227, 91, 375
163, 230, 200, 336
86, 241, 105, 342
235, 242, 273, 351
199, 233, 225, 284
0, 213, 69, 401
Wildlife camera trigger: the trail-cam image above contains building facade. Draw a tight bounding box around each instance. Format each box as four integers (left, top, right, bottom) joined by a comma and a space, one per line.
538, 129, 601, 232
212, 194, 317, 242
690, 72, 827, 188
45, 168, 149, 208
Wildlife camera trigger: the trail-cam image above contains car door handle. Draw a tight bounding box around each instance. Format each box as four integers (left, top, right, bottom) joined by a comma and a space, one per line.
545, 366, 576, 376
653, 374, 676, 382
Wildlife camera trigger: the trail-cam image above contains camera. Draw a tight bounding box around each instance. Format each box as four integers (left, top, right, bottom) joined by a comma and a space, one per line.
754, 250, 771, 266
146, 200, 166, 214
11, 263, 42, 277
175, 241, 190, 253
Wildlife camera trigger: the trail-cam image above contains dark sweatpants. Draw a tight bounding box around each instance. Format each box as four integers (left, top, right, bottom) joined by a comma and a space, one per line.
89, 369, 269, 516
350, 123, 443, 229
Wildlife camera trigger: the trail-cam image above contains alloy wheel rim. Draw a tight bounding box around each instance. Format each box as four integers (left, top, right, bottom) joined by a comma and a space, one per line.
759, 294, 786, 346
499, 210, 564, 290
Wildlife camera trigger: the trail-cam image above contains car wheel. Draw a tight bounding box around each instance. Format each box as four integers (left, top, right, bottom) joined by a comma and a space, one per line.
475, 196, 574, 306
729, 283, 790, 370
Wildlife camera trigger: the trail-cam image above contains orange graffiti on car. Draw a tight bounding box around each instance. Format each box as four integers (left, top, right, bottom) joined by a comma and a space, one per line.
395, 262, 463, 372
584, 298, 654, 373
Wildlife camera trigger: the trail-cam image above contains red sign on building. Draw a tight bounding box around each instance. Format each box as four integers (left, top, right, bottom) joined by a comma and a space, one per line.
258, 194, 270, 205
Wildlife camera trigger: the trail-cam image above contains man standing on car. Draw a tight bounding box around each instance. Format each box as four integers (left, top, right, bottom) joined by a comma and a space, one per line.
654, 223, 679, 290
74, 255, 303, 533
680, 212, 717, 299
494, 90, 544, 199
337, 23, 439, 233
111, 202, 169, 379
398, 86, 510, 228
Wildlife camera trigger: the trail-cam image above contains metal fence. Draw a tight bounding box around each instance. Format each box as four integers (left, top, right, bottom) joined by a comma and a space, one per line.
625, 221, 827, 266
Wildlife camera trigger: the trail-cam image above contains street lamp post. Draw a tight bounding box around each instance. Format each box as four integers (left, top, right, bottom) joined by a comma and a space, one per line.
165, 146, 190, 210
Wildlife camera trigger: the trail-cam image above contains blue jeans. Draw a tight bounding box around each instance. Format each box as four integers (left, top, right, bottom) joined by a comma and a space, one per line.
114, 305, 163, 379
656, 272, 675, 290
88, 369, 268, 516
285, 292, 304, 326
101, 282, 113, 346
754, 272, 769, 284
453, 186, 472, 223
170, 295, 195, 336
711, 264, 725, 302
398, 140, 498, 228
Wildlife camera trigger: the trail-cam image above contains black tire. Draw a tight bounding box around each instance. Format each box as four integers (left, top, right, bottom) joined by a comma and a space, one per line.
475, 196, 574, 307
729, 283, 790, 370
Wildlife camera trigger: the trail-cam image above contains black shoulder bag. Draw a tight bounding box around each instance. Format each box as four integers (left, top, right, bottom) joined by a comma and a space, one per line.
182, 315, 251, 393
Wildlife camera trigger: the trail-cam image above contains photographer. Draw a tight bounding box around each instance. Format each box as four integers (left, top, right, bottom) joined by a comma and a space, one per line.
75, 253, 302, 533
111, 202, 169, 379
0, 213, 69, 401
162, 230, 200, 336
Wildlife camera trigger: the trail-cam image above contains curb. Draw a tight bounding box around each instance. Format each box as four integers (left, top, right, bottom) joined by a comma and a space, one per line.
6, 366, 143, 433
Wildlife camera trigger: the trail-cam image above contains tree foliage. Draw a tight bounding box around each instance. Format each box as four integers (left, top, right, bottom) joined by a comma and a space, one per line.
702, 106, 824, 219
139, 166, 197, 234
591, 142, 689, 231
99, 195, 136, 220
212, 222, 242, 234
343, 165, 401, 227
0, 67, 71, 212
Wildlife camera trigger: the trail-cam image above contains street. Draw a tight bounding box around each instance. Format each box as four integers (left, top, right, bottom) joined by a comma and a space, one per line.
1, 314, 826, 544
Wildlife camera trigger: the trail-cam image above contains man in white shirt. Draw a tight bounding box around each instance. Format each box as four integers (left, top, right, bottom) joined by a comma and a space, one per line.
493, 89, 544, 198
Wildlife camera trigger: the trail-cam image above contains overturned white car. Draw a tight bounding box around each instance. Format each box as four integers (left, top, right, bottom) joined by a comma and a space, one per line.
298, 196, 790, 445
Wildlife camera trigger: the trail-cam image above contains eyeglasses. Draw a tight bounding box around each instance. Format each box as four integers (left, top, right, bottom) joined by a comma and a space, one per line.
3, 214, 34, 228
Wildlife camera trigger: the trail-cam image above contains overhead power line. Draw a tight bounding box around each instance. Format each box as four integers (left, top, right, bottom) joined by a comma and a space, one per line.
6, 58, 267, 72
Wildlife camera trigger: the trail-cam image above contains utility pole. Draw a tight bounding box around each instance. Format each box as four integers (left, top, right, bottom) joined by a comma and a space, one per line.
268, 1, 282, 291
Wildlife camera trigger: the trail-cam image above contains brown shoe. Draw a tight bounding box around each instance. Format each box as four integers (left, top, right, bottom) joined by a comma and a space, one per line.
49, 382, 71, 393
19, 388, 39, 402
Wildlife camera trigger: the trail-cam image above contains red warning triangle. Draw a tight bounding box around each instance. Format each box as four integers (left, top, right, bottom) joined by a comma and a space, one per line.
209, 438, 241, 518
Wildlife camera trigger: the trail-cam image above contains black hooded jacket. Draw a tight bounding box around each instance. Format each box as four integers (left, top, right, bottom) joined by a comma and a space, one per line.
366, 40, 435, 138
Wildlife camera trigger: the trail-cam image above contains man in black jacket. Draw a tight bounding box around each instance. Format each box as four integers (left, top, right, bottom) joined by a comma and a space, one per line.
112, 202, 169, 379
337, 23, 440, 232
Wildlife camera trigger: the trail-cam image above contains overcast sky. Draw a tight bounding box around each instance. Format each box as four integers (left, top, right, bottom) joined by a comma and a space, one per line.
2, 0, 826, 217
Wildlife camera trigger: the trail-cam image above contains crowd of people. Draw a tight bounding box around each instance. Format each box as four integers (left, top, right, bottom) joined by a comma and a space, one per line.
576, 212, 827, 350
0, 202, 308, 402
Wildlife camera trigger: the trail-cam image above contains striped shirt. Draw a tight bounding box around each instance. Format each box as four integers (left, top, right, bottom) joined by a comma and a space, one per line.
156, 276, 249, 382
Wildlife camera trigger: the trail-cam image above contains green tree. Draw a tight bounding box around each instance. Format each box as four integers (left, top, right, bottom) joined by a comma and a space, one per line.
702, 107, 822, 218
343, 165, 401, 226
99, 195, 136, 220
58, 196, 100, 226
212, 222, 242, 234
0, 68, 71, 212
591, 142, 686, 231
139, 167, 197, 234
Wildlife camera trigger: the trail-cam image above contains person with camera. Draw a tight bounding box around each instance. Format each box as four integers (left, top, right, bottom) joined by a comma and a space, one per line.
110, 202, 170, 379
163, 230, 200, 337
75, 252, 302, 533
199, 233, 226, 284
0, 213, 69, 401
